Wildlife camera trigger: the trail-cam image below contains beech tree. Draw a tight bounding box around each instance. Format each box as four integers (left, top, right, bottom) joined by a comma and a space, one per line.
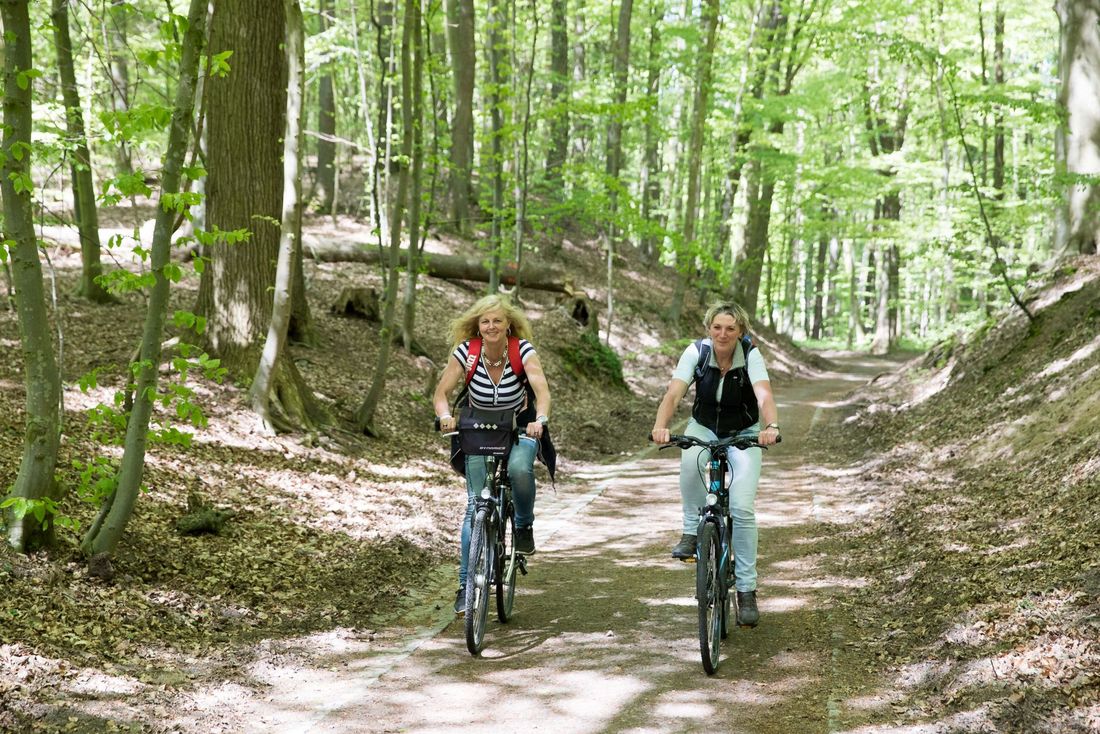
2, 0, 62, 552
1054, 0, 1100, 258
81, 0, 209, 566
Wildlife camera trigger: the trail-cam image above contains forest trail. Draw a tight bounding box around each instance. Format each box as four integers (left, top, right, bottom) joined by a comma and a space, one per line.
210, 355, 897, 734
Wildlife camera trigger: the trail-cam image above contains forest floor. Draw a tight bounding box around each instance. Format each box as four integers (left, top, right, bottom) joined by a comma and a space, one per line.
0, 209, 1097, 732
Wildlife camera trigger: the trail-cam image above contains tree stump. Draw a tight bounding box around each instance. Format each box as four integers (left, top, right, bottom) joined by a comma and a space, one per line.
331, 287, 380, 320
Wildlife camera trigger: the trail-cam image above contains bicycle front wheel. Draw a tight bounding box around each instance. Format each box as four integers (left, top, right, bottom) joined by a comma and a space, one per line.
696, 521, 722, 674
465, 509, 494, 655
496, 508, 518, 622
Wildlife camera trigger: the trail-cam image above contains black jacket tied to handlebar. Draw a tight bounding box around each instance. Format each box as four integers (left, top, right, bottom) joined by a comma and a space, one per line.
691, 341, 758, 438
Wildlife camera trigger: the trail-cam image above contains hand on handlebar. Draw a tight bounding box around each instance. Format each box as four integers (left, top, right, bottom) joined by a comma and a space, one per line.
650, 427, 671, 445
758, 426, 780, 447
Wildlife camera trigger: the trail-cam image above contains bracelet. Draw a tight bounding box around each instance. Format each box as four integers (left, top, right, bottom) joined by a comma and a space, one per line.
439, 413, 452, 420
536, 415, 549, 425
765, 423, 779, 430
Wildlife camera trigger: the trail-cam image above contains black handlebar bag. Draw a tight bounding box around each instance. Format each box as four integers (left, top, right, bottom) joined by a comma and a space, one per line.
457, 406, 517, 458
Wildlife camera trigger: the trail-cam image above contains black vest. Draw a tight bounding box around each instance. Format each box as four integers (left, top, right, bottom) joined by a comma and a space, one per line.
691, 340, 759, 437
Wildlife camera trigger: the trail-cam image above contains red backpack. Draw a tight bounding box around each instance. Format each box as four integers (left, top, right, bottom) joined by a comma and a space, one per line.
462, 336, 526, 388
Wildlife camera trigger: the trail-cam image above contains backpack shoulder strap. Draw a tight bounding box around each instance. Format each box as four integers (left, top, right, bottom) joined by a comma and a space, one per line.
464, 337, 482, 386
693, 338, 711, 382
507, 336, 526, 384
741, 333, 756, 356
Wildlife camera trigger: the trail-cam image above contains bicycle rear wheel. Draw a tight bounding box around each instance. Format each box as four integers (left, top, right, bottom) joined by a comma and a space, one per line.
721, 526, 733, 640
496, 507, 518, 622
465, 509, 494, 655
696, 522, 722, 674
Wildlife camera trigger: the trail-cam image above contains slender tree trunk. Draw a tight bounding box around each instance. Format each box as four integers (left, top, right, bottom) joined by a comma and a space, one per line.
639, 4, 662, 261
605, 0, 632, 187
357, 0, 415, 435
251, 0, 306, 433
545, 0, 569, 194
52, 0, 112, 303
668, 0, 718, 323
402, 0, 425, 352
446, 0, 475, 230
486, 0, 507, 292
316, 0, 337, 213
81, 0, 208, 564
107, 0, 133, 176
2, 0, 62, 553
717, 0, 773, 256
1054, 0, 1100, 257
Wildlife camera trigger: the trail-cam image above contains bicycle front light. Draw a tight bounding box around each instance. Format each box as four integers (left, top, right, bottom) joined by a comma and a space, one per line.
706, 494, 718, 507
481, 487, 491, 500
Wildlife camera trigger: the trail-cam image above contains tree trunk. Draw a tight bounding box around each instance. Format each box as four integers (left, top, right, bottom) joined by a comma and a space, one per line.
356, 0, 415, 435
1054, 0, 1100, 257
605, 0, 632, 186
196, 0, 321, 428
80, 0, 208, 563
638, 7, 662, 261
734, 157, 776, 318
2, 0, 62, 553
667, 0, 718, 323
446, 0, 475, 230
486, 0, 507, 291
401, 0, 425, 352
545, 0, 569, 194
51, 0, 112, 303
306, 241, 572, 292
315, 0, 337, 213
251, 0, 310, 433
107, 0, 133, 176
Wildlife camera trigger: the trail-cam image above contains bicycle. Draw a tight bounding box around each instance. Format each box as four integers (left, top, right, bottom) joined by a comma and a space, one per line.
657, 433, 779, 675
438, 419, 529, 656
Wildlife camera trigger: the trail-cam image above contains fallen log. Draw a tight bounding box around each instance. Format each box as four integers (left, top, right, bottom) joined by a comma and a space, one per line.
303, 236, 574, 294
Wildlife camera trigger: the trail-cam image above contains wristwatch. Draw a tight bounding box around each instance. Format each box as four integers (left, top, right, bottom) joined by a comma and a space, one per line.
537, 415, 549, 426
765, 423, 780, 430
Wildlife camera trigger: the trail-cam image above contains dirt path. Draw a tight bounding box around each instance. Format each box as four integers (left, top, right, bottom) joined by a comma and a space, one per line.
220, 357, 892, 734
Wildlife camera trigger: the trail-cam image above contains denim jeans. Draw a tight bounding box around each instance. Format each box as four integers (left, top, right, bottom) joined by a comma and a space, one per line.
458, 436, 538, 587
679, 420, 762, 592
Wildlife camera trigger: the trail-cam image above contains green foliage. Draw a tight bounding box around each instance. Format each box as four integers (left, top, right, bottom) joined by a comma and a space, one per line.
0, 496, 76, 532
561, 331, 627, 389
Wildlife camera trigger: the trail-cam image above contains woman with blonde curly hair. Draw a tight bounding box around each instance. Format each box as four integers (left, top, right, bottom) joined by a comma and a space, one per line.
433, 294, 553, 615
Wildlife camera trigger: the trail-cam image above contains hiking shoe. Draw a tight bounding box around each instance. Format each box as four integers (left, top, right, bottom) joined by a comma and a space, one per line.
671, 534, 697, 559
737, 590, 759, 627
515, 527, 535, 555
454, 587, 466, 615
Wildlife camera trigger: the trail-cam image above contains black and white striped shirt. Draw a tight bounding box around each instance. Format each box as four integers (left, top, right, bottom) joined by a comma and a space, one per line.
452, 339, 535, 410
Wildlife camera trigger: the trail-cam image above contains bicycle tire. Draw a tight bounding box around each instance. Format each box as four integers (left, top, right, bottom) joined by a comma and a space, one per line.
721, 523, 733, 640
465, 509, 494, 655
696, 522, 722, 674
496, 506, 518, 622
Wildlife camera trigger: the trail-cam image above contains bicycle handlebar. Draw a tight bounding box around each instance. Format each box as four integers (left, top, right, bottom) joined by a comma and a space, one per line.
651, 433, 781, 451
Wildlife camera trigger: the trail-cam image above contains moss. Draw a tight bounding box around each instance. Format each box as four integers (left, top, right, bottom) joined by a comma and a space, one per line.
560, 331, 627, 389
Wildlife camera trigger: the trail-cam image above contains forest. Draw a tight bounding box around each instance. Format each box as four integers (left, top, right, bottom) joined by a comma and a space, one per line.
0, 0, 1097, 731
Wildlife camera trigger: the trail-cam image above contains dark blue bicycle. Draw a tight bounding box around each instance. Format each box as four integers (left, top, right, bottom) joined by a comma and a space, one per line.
659, 433, 777, 674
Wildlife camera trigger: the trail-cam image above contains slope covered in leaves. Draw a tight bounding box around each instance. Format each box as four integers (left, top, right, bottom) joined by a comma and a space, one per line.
815, 256, 1100, 732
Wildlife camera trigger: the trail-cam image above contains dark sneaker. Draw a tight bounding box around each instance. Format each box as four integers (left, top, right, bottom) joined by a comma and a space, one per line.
515, 527, 535, 555
454, 587, 466, 615
671, 534, 697, 560
737, 590, 759, 627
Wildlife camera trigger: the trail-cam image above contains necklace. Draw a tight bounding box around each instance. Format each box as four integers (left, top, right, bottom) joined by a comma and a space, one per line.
482, 353, 505, 368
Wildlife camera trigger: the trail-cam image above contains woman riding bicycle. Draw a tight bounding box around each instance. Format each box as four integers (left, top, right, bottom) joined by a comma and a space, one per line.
650, 301, 779, 627
433, 295, 553, 615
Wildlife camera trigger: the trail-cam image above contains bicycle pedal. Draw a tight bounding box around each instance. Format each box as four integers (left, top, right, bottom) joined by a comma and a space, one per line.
679, 557, 697, 564
518, 557, 529, 575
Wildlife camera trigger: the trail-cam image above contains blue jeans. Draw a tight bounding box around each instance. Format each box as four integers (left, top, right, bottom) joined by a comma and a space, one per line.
679, 420, 762, 592
458, 436, 538, 587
